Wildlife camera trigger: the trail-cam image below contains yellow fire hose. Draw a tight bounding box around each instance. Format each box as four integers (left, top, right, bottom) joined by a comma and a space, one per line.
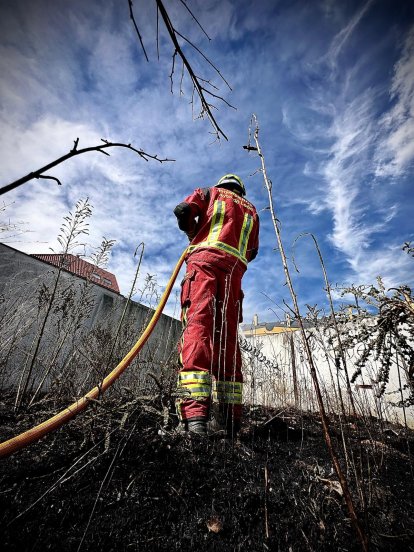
0, 248, 187, 459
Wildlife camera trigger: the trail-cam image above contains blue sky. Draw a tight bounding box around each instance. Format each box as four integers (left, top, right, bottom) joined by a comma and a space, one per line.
1, 0, 413, 323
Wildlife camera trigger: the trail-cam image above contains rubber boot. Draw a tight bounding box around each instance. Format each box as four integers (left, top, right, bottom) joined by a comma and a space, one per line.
187, 419, 207, 435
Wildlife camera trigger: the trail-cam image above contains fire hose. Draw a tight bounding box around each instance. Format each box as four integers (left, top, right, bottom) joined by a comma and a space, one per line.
0, 248, 188, 459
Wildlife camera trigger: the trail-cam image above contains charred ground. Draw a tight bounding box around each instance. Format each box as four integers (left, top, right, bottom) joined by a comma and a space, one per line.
1, 393, 413, 552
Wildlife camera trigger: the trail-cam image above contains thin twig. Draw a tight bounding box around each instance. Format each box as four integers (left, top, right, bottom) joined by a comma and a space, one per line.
179, 0, 211, 41
174, 29, 232, 91
292, 232, 357, 418
264, 461, 270, 539
36, 175, 62, 186
7, 432, 114, 525
128, 0, 149, 62
104, 242, 145, 371
77, 440, 123, 552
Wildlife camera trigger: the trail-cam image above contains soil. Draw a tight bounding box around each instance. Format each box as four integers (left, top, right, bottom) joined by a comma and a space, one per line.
1, 393, 413, 552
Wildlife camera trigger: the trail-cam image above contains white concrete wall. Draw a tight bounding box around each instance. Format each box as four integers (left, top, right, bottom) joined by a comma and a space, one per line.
241, 325, 414, 428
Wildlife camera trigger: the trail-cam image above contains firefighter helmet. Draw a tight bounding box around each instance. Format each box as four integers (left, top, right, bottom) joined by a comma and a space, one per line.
215, 174, 246, 196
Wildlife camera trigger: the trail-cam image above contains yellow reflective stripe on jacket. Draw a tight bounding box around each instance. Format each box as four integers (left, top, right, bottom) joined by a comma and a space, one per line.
187, 199, 254, 265
178, 371, 212, 399
238, 213, 253, 260
209, 200, 225, 242
213, 381, 243, 404
187, 241, 248, 264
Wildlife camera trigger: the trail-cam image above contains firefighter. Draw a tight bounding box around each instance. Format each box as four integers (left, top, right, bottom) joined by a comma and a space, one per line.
173, 174, 259, 437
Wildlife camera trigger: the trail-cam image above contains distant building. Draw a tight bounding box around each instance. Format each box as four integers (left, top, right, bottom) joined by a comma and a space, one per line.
241, 315, 301, 337
32, 253, 120, 293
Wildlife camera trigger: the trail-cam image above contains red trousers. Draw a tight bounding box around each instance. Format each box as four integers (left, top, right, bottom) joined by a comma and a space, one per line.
177, 255, 244, 423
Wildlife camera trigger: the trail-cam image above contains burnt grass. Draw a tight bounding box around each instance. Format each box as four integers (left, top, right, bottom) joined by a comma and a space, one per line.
1, 393, 413, 552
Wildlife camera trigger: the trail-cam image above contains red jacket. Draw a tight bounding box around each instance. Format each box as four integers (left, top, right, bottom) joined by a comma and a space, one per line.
175, 186, 259, 269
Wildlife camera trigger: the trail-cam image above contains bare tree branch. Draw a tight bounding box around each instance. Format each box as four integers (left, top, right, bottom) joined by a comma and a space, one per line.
174, 28, 232, 91
128, 0, 149, 62
0, 139, 174, 196
129, 0, 234, 141
179, 0, 211, 41
156, 3, 160, 60
36, 175, 63, 186
155, 0, 234, 141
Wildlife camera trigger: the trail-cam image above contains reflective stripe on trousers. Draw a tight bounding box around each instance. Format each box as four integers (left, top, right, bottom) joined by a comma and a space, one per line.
177, 372, 243, 404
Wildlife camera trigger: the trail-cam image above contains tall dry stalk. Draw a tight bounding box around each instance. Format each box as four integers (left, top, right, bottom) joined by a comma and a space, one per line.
293, 232, 357, 417
249, 114, 368, 551
14, 198, 93, 411
104, 242, 145, 374
28, 238, 115, 406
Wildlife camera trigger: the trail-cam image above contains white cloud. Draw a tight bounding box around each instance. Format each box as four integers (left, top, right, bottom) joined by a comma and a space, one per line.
0, 116, 102, 182
282, 102, 334, 145
296, 71, 404, 290
311, 90, 374, 255
346, 244, 413, 289
375, 26, 414, 177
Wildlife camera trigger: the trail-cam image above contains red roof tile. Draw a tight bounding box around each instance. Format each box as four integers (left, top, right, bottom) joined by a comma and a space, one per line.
31, 253, 120, 293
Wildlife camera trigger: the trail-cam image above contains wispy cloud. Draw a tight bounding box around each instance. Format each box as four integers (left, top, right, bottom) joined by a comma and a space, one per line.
345, 243, 413, 289
323, 92, 376, 256
327, 0, 374, 70
375, 26, 414, 178
279, 5, 413, 292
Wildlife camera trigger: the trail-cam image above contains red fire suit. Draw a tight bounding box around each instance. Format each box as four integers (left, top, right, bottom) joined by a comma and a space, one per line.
174, 186, 259, 428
